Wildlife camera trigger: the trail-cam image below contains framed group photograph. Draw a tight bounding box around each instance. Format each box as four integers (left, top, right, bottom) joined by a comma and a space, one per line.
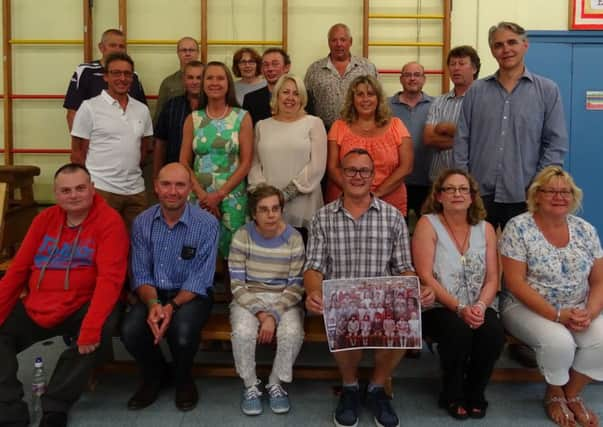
322, 276, 422, 352
569, 0, 603, 29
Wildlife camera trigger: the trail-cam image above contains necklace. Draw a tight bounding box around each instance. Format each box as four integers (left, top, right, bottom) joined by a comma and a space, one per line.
441, 214, 470, 264
66, 217, 82, 228
206, 104, 229, 120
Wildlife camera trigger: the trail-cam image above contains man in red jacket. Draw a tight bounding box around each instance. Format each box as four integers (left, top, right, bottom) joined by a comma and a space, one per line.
0, 163, 129, 427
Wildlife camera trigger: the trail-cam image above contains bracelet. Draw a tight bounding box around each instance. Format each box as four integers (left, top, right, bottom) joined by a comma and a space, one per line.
555, 307, 562, 323
476, 300, 487, 311
456, 303, 466, 317
146, 298, 160, 309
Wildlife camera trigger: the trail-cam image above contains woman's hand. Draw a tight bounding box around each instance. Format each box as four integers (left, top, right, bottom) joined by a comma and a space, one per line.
419, 285, 435, 308
460, 306, 484, 329
198, 191, 223, 218
566, 307, 591, 332
258, 315, 276, 344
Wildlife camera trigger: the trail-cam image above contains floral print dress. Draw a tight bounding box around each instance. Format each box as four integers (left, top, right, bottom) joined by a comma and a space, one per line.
191, 108, 247, 258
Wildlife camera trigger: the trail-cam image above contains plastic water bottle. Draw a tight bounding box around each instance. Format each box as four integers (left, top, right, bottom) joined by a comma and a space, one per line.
31, 357, 46, 423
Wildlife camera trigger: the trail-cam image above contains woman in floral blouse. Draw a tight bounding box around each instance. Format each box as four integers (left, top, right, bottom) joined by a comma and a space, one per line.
501, 166, 603, 427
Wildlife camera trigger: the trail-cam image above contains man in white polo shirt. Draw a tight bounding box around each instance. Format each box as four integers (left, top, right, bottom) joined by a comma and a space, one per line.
71, 52, 153, 230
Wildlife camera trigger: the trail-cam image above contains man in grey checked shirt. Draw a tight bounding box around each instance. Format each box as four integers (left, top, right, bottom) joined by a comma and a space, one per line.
304, 148, 435, 427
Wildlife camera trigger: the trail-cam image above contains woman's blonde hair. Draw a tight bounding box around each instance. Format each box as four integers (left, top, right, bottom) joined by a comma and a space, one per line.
526, 165, 582, 214
422, 168, 487, 225
340, 75, 391, 127
270, 74, 308, 115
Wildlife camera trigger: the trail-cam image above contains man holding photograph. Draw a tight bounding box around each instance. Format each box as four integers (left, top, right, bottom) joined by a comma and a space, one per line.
304, 148, 435, 427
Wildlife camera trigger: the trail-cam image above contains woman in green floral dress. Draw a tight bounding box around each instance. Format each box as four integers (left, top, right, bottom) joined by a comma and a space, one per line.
181, 61, 253, 258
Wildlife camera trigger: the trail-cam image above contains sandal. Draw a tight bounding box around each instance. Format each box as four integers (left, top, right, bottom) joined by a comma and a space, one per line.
544, 396, 576, 427
467, 401, 488, 419
566, 396, 599, 427
438, 398, 469, 420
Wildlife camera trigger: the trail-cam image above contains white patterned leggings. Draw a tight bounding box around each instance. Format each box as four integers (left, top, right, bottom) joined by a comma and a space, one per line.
502, 302, 603, 386
230, 293, 305, 388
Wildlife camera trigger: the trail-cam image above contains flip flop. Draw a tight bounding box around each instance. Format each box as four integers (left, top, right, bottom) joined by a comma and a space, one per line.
567, 396, 599, 427
544, 396, 576, 427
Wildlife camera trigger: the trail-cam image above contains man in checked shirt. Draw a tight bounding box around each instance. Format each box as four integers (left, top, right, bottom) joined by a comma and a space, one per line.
304, 148, 435, 427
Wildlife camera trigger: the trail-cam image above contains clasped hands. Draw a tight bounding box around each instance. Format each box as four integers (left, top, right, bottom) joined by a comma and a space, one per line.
458, 304, 486, 329
560, 307, 592, 332
198, 191, 224, 218
147, 303, 175, 345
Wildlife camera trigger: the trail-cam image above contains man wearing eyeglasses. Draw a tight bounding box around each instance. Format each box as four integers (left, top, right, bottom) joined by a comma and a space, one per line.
242, 48, 291, 125
389, 62, 434, 220
64, 28, 147, 131
71, 53, 153, 231
153, 37, 200, 124
304, 148, 435, 427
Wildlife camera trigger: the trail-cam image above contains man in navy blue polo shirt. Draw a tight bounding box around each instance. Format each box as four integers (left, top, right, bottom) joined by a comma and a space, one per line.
64, 28, 147, 130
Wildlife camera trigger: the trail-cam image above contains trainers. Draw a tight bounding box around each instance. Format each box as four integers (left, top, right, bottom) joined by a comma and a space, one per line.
334, 386, 360, 427
366, 387, 400, 427
266, 383, 290, 414
241, 381, 263, 416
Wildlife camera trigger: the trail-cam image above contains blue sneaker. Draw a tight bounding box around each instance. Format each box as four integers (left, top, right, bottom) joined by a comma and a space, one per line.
334, 386, 360, 427
241, 381, 263, 416
366, 387, 399, 427
266, 383, 290, 414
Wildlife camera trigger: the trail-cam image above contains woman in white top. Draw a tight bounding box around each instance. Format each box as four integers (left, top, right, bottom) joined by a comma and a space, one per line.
232, 47, 267, 106
248, 74, 327, 239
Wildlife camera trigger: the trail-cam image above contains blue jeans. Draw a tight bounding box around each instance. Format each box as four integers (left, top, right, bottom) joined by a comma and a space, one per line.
121, 290, 213, 386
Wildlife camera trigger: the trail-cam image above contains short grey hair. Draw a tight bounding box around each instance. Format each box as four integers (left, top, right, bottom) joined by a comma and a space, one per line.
488, 21, 527, 47
328, 23, 352, 40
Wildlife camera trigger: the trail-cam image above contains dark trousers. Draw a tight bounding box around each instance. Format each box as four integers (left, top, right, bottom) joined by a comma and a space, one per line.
0, 300, 122, 425
481, 195, 527, 231
120, 290, 213, 386
406, 184, 430, 218
422, 307, 505, 406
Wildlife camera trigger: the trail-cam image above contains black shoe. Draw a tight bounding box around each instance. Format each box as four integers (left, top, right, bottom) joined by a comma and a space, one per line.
366, 387, 400, 427
38, 411, 67, 427
127, 380, 162, 410
175, 382, 198, 412
334, 386, 361, 427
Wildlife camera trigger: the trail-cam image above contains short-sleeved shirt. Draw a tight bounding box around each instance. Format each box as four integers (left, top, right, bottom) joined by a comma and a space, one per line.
425, 90, 464, 182
304, 196, 414, 280
325, 118, 410, 214
499, 212, 603, 309
304, 55, 378, 129
155, 95, 193, 164
389, 92, 434, 186
130, 202, 219, 296
71, 90, 153, 195
63, 60, 147, 111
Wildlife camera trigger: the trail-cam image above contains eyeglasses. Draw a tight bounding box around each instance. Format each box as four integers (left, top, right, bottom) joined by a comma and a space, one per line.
401, 72, 424, 78
538, 188, 573, 198
178, 48, 198, 53
256, 205, 282, 214
239, 59, 256, 65
343, 167, 373, 178
108, 70, 133, 78
440, 186, 471, 195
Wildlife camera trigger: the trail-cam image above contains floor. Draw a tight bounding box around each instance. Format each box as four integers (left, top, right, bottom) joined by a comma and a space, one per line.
17, 337, 603, 427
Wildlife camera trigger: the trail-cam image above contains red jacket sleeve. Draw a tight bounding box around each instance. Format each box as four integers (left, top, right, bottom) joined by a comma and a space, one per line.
77, 211, 129, 345
0, 211, 51, 327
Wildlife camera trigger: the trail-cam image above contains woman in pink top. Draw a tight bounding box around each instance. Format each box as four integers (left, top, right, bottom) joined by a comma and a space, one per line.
325, 75, 413, 215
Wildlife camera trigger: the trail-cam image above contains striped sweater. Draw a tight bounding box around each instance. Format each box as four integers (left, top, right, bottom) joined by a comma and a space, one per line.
228, 222, 305, 322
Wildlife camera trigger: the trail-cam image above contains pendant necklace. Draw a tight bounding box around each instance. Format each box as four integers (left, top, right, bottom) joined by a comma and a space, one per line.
441, 214, 470, 264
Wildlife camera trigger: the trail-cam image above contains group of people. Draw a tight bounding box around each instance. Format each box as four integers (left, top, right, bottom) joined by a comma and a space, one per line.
0, 18, 600, 427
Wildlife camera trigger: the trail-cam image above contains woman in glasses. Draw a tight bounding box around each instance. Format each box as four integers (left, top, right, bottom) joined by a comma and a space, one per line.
412, 168, 504, 420
228, 185, 305, 417
500, 166, 603, 427
325, 75, 413, 215
231, 47, 266, 105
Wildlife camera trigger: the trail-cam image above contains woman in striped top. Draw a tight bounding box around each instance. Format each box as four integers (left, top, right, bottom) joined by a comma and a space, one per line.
228, 185, 305, 416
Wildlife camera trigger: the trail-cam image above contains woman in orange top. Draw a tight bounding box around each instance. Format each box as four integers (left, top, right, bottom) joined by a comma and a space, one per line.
325, 75, 413, 215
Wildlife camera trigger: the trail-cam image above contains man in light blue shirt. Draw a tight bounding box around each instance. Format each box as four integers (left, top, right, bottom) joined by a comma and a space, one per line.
454, 22, 568, 229
121, 163, 219, 412
389, 62, 433, 218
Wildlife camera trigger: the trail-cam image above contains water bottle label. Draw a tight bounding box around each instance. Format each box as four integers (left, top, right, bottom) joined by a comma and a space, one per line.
32, 383, 46, 396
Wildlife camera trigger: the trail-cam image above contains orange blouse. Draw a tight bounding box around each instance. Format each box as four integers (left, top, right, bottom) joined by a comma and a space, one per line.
325, 117, 410, 215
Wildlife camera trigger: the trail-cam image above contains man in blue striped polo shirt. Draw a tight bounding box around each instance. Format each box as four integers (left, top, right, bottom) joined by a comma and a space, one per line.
121, 163, 219, 412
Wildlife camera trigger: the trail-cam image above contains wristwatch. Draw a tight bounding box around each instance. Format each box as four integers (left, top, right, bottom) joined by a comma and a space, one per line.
167, 299, 181, 312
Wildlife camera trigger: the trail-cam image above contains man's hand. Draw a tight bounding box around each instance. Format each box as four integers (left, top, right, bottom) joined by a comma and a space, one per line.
419, 285, 435, 308
155, 304, 175, 344
434, 122, 456, 137
258, 315, 276, 344
146, 303, 172, 345
305, 290, 323, 314
78, 343, 100, 355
